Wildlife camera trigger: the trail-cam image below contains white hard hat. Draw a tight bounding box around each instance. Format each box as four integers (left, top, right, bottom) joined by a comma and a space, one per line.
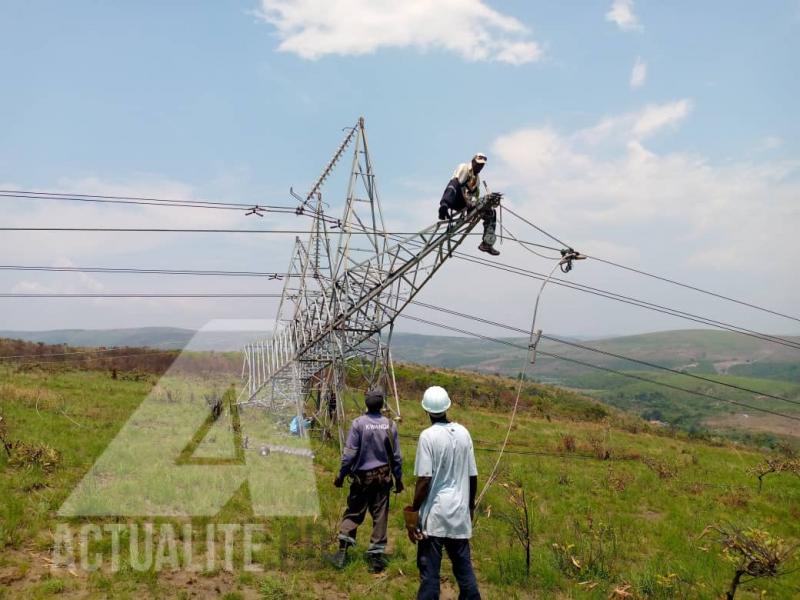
421, 386, 451, 415
473, 153, 487, 164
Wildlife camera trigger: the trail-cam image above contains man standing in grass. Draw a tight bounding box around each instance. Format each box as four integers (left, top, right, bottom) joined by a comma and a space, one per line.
404, 386, 481, 599
326, 387, 403, 573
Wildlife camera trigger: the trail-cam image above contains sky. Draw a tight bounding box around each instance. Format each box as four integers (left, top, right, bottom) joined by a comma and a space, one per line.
1, 0, 799, 339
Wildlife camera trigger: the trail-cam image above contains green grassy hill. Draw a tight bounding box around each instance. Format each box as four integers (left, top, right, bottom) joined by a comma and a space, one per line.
1, 347, 799, 598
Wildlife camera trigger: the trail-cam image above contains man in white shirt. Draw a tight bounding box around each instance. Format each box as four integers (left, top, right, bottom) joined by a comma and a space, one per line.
438, 152, 500, 256
404, 386, 481, 600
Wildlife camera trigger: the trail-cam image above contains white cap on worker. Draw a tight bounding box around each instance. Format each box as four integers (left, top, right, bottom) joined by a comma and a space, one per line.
473, 153, 487, 164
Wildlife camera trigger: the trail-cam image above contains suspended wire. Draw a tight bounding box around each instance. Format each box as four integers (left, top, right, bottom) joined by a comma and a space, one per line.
6, 188, 800, 351
10, 186, 798, 328
0, 293, 285, 298
476, 259, 563, 507
0, 189, 288, 211
355, 226, 800, 351
0, 343, 184, 361
8, 186, 798, 336
446, 249, 800, 352
503, 204, 571, 249
500, 224, 561, 260
585, 254, 800, 325
0, 227, 525, 238
503, 205, 800, 325
407, 299, 800, 409
1, 349, 181, 366
3, 233, 797, 354
397, 433, 634, 462
398, 313, 800, 423
0, 265, 295, 278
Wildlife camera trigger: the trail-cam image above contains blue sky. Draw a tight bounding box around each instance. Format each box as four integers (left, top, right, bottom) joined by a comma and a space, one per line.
1, 1, 799, 337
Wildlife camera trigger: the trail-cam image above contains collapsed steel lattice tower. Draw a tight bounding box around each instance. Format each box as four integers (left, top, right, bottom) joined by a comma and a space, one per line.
241, 118, 496, 442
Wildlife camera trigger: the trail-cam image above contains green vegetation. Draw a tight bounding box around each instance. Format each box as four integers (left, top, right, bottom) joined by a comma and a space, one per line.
1, 350, 799, 598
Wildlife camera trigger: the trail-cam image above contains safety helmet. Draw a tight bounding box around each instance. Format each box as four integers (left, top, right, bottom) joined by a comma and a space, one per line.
473, 153, 487, 164
421, 386, 451, 415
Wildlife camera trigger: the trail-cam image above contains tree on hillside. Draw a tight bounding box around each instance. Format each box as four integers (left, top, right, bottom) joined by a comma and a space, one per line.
700, 524, 797, 599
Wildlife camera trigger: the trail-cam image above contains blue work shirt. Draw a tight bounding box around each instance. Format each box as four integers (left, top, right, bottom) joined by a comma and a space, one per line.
338, 413, 402, 480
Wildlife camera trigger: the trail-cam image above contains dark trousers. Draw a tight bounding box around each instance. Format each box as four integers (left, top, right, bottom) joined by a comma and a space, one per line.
417, 536, 481, 600
439, 200, 497, 246
337, 467, 391, 554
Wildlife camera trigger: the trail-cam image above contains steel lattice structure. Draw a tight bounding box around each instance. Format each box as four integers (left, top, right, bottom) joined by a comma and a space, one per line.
240, 118, 497, 442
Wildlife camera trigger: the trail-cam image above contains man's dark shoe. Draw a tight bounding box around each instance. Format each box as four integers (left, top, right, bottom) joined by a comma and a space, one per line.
438, 205, 449, 221
478, 242, 500, 256
324, 548, 348, 569
366, 553, 386, 574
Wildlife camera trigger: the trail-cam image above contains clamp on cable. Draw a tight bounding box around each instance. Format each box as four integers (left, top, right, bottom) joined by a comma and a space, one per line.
246, 205, 266, 217
528, 328, 543, 364
559, 248, 586, 273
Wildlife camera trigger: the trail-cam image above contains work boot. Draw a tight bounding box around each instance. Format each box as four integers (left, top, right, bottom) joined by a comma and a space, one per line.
366, 553, 386, 574
438, 205, 449, 221
324, 547, 348, 569
478, 242, 500, 256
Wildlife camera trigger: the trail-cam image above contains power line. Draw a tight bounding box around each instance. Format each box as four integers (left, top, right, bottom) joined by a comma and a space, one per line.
1, 349, 181, 366
6, 186, 799, 350
503, 205, 800, 325
0, 293, 284, 298
0, 344, 184, 361
0, 265, 294, 278
398, 313, 800, 423
0, 189, 288, 211
3, 232, 797, 354
407, 299, 800, 409
503, 205, 571, 249
587, 254, 800, 325
10, 186, 798, 329
445, 249, 800, 352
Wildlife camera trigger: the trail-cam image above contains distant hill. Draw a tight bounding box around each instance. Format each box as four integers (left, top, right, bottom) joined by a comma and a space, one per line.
2, 327, 798, 441
0, 327, 194, 349
2, 327, 798, 381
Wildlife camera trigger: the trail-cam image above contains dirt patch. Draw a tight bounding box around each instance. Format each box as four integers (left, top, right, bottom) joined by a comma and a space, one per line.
706, 413, 800, 439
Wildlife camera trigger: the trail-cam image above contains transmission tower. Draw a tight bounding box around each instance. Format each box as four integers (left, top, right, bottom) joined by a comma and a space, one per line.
241, 117, 498, 444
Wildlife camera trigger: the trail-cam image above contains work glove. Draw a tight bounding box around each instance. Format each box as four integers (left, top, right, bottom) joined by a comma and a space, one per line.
394, 478, 404, 494
333, 475, 344, 488
403, 506, 423, 544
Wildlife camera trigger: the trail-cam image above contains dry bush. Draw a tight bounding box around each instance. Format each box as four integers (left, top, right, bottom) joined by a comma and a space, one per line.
641, 456, 678, 479
700, 524, 797, 599
0, 384, 61, 411
586, 434, 611, 460
720, 487, 751, 509
748, 457, 800, 492
559, 433, 576, 453
496, 482, 533, 577
6, 439, 61, 472
606, 468, 634, 493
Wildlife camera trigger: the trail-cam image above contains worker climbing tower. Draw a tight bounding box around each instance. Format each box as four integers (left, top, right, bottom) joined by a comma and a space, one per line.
240, 118, 501, 444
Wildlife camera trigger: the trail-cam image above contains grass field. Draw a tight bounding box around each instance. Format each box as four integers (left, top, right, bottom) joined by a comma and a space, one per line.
1, 359, 799, 599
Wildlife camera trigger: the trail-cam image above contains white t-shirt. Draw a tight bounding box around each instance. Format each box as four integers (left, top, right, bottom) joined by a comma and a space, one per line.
452, 163, 481, 205
414, 421, 478, 539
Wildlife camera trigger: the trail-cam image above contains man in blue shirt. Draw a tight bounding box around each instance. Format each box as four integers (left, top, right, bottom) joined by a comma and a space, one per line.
404, 386, 481, 599
326, 388, 403, 573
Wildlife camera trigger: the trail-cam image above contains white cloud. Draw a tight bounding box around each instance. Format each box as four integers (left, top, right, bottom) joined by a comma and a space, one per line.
630, 56, 647, 89
489, 101, 800, 286
577, 99, 691, 144
255, 0, 542, 64
606, 0, 642, 32
755, 135, 783, 152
